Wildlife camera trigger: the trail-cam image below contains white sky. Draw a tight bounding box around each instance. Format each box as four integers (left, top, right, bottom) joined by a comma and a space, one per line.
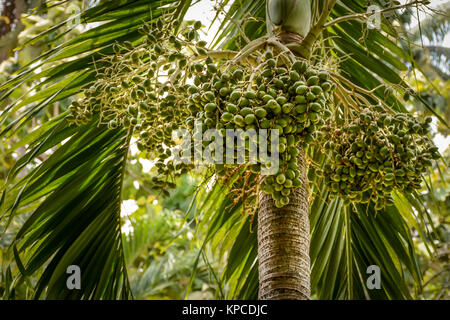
406, 0, 450, 47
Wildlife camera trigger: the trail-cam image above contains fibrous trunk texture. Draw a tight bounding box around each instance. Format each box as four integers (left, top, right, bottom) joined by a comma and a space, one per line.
258, 148, 310, 300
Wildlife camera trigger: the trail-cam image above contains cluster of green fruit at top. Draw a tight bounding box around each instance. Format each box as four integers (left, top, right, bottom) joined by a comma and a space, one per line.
317, 105, 439, 210
66, 17, 337, 206
184, 54, 336, 208
67, 18, 205, 195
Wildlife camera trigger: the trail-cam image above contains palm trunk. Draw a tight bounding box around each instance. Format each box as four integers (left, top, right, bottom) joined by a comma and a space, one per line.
258, 148, 310, 300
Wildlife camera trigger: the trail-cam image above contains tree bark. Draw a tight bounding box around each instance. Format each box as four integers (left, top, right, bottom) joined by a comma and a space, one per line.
0, 0, 26, 62
258, 148, 310, 300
